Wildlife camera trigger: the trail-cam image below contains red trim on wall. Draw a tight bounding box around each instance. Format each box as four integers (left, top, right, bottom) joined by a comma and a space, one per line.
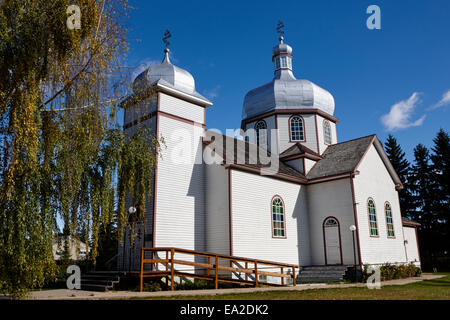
350, 177, 363, 267
275, 114, 280, 155
158, 110, 205, 128
288, 115, 307, 143
124, 109, 205, 130
270, 195, 287, 239
241, 108, 339, 126
124, 111, 157, 129
228, 168, 233, 256
158, 89, 210, 108
367, 197, 380, 238
322, 216, 343, 266
314, 114, 320, 154
352, 136, 377, 173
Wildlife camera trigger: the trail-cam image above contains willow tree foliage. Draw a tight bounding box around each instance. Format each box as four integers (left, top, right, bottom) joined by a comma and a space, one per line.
0, 0, 158, 297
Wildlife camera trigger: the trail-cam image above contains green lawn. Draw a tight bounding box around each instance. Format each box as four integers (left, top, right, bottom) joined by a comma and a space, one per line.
140, 273, 450, 300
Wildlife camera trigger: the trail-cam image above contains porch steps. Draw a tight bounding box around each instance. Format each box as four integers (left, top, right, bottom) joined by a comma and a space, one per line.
297, 266, 349, 283
80, 271, 124, 291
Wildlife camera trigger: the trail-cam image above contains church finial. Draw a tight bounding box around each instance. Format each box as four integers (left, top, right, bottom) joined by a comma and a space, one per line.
162, 29, 172, 63
276, 21, 285, 43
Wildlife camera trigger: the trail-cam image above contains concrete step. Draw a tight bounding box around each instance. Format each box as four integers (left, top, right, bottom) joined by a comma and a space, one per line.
297, 265, 350, 283
297, 276, 344, 283
301, 266, 349, 272
299, 270, 346, 275
79, 271, 123, 291
298, 273, 345, 279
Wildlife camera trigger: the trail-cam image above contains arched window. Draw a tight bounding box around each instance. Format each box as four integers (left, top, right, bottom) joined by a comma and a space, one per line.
255, 120, 267, 147
272, 196, 286, 238
324, 217, 338, 227
323, 120, 332, 145
289, 116, 305, 141
367, 199, 379, 236
385, 202, 395, 238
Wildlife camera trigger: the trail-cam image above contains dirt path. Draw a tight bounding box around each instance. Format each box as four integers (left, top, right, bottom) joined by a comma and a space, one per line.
23, 273, 443, 300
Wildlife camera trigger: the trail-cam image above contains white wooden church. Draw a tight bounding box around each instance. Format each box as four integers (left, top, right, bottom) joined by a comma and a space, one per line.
117, 31, 421, 279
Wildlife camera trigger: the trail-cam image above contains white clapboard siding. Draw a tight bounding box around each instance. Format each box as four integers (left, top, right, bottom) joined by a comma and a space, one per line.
353, 143, 407, 265
403, 227, 421, 267
124, 95, 157, 126
154, 115, 206, 255
244, 115, 277, 154
306, 178, 356, 265
205, 162, 230, 256
315, 115, 337, 155
119, 117, 156, 271
277, 114, 318, 154
230, 169, 310, 266
304, 158, 317, 175
159, 93, 205, 124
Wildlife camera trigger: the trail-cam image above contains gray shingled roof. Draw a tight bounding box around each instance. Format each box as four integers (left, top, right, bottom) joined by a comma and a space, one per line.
279, 143, 322, 159
204, 131, 307, 180
306, 135, 376, 180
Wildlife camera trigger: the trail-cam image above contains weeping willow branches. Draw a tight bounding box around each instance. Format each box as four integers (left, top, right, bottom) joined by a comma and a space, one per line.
0, 0, 157, 297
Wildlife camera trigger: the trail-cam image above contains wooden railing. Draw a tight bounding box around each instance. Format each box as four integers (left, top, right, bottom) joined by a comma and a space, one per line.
139, 247, 298, 292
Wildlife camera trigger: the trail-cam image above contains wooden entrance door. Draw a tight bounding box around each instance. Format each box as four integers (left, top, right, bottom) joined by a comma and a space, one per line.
323, 217, 343, 265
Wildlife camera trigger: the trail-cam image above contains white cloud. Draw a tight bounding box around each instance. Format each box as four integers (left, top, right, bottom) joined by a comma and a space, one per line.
381, 92, 426, 131
203, 85, 221, 99
428, 89, 450, 110
131, 59, 160, 81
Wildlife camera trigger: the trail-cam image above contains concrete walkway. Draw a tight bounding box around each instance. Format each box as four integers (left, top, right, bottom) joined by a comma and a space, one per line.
24, 273, 443, 300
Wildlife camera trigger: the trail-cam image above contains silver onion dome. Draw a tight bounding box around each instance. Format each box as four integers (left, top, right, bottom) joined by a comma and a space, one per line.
242, 36, 335, 120
133, 48, 196, 94
132, 47, 211, 106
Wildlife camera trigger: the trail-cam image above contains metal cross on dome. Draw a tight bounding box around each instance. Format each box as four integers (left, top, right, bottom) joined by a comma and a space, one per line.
276, 21, 285, 37
163, 29, 171, 49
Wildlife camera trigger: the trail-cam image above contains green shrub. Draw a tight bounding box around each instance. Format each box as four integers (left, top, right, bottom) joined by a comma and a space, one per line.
362, 263, 421, 282
143, 281, 162, 292
175, 278, 214, 290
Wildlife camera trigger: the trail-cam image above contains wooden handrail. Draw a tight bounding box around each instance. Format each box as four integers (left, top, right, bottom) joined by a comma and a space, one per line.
142, 247, 299, 268
139, 247, 297, 292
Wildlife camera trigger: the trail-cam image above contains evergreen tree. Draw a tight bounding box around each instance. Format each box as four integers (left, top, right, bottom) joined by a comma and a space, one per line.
409, 144, 438, 228
430, 129, 450, 253
409, 144, 441, 268
384, 135, 413, 217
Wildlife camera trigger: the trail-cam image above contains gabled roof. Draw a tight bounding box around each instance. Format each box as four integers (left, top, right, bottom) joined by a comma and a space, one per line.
203, 131, 307, 182
202, 131, 403, 187
307, 135, 376, 180
306, 135, 403, 188
279, 143, 322, 160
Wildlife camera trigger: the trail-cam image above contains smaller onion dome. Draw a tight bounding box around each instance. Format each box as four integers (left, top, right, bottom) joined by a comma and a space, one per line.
242, 33, 335, 120
272, 36, 293, 58
133, 48, 196, 94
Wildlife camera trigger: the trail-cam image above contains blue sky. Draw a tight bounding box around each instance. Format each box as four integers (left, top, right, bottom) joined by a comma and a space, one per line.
124, 0, 450, 162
